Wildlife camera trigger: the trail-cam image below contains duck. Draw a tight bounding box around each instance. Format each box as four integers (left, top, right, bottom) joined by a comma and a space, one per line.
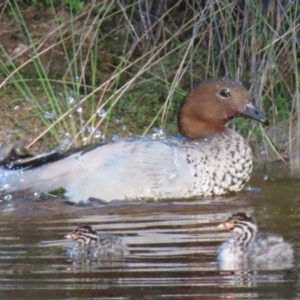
217, 212, 294, 270
0, 78, 267, 204
65, 225, 129, 260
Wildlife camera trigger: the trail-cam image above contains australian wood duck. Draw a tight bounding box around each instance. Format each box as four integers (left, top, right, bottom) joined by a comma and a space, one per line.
0, 78, 267, 203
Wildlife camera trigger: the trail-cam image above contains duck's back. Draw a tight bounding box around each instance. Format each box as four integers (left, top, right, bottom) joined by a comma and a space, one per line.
217, 233, 294, 270
96, 235, 129, 257
64, 138, 193, 202
248, 232, 294, 265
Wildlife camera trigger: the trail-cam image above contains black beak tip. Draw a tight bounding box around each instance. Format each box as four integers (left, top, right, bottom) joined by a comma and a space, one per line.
253, 109, 268, 126
242, 100, 268, 126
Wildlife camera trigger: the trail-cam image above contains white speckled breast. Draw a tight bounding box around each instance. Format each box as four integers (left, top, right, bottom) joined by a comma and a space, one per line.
179, 128, 252, 197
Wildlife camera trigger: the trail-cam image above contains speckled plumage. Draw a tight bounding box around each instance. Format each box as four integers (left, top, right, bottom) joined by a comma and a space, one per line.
0, 78, 266, 203
217, 213, 294, 270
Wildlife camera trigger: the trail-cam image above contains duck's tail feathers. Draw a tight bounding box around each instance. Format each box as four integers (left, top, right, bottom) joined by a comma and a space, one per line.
0, 142, 106, 195
0, 143, 105, 171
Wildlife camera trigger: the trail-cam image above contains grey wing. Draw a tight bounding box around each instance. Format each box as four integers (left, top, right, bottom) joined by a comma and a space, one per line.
65, 140, 192, 203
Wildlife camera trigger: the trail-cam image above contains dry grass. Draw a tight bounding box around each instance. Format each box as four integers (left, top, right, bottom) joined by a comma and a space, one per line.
0, 0, 299, 166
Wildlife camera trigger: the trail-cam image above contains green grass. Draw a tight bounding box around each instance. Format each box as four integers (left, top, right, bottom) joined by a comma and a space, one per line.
0, 0, 299, 162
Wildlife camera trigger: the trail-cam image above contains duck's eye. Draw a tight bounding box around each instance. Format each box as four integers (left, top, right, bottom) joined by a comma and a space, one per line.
220, 88, 230, 98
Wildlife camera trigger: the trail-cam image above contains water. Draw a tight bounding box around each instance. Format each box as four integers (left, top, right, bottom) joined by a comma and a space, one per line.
0, 172, 299, 299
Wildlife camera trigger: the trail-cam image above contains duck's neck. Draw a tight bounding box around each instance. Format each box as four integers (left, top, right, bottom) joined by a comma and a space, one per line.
177, 105, 226, 139
233, 223, 257, 251
178, 117, 226, 139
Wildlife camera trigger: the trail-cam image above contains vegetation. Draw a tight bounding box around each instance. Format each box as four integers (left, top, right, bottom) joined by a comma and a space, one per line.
0, 0, 299, 164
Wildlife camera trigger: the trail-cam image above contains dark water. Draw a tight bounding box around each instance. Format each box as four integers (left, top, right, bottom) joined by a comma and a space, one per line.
0, 173, 300, 299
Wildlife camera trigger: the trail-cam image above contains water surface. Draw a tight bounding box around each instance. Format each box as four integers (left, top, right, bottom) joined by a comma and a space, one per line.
0, 172, 299, 299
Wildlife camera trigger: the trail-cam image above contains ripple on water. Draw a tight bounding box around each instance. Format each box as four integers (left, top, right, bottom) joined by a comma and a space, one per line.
0, 176, 299, 299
